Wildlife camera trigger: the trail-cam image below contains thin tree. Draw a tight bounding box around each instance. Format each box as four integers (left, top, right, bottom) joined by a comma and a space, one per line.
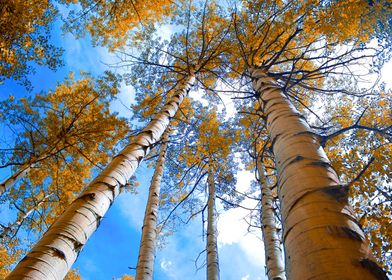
135, 127, 171, 280
206, 165, 219, 280
256, 159, 285, 280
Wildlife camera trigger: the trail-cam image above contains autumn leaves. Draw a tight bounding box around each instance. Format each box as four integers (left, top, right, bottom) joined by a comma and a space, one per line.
1, 0, 391, 279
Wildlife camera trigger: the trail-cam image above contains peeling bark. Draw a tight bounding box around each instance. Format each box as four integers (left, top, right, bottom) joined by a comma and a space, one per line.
250, 68, 387, 280
256, 159, 286, 280
206, 168, 219, 280
135, 127, 171, 280
6, 76, 195, 280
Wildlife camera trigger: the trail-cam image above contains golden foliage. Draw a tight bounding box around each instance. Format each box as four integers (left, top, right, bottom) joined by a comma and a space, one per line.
1, 73, 129, 259
0, 0, 62, 85
64, 269, 82, 280
66, 0, 173, 49
324, 91, 392, 268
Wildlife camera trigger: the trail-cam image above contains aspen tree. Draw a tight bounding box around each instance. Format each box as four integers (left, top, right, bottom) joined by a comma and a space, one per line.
6, 74, 195, 280
256, 160, 285, 280
225, 0, 391, 277
249, 68, 387, 279
162, 107, 239, 279
236, 103, 286, 279
135, 127, 171, 280
206, 165, 219, 280
0, 193, 53, 239
0, 165, 33, 196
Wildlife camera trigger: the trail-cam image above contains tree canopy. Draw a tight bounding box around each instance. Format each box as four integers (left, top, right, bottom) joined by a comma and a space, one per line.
0, 0, 391, 279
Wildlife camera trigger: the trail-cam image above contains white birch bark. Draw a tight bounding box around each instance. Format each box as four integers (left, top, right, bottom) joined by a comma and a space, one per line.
256, 159, 286, 280
250, 67, 387, 280
206, 168, 219, 280
0, 152, 49, 195
135, 127, 170, 280
6, 76, 195, 280
0, 165, 32, 196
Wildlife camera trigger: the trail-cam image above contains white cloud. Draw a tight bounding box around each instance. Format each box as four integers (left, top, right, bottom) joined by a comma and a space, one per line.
217, 169, 266, 274
241, 275, 250, 280
381, 59, 392, 89
160, 259, 173, 271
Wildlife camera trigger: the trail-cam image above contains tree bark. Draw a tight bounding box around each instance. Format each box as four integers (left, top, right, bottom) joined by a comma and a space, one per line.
256, 159, 286, 280
6, 75, 195, 280
206, 167, 219, 280
250, 68, 387, 280
0, 165, 32, 196
135, 127, 171, 280
0, 193, 53, 239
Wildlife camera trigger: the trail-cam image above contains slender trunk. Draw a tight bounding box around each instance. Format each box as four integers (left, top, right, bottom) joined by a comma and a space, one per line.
256, 159, 286, 280
206, 167, 219, 280
0, 151, 53, 196
0, 165, 32, 195
135, 127, 171, 280
250, 68, 387, 280
6, 75, 195, 280
0, 193, 53, 239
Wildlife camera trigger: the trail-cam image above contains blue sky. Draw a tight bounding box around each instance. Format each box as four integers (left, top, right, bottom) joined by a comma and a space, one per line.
0, 17, 268, 280
2, 11, 391, 280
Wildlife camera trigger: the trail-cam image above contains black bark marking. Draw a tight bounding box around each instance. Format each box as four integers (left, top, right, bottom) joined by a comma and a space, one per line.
327, 226, 363, 241
287, 155, 305, 165
359, 258, 389, 280
91, 211, 103, 228
57, 233, 84, 256
320, 184, 349, 203
100, 181, 117, 201
307, 160, 332, 168
271, 133, 281, 150
73, 240, 84, 255
80, 193, 96, 201
50, 247, 67, 260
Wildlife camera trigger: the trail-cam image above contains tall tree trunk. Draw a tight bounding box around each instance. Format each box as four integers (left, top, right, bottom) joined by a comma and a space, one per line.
250, 68, 387, 280
256, 158, 286, 280
206, 167, 219, 280
6, 75, 195, 280
135, 127, 171, 280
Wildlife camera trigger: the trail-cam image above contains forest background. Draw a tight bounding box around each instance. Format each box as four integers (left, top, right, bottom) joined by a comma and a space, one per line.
0, 0, 391, 279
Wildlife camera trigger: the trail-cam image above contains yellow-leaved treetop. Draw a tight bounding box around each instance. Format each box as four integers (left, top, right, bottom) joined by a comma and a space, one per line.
0, 0, 62, 87
63, 0, 173, 49
0, 72, 129, 276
